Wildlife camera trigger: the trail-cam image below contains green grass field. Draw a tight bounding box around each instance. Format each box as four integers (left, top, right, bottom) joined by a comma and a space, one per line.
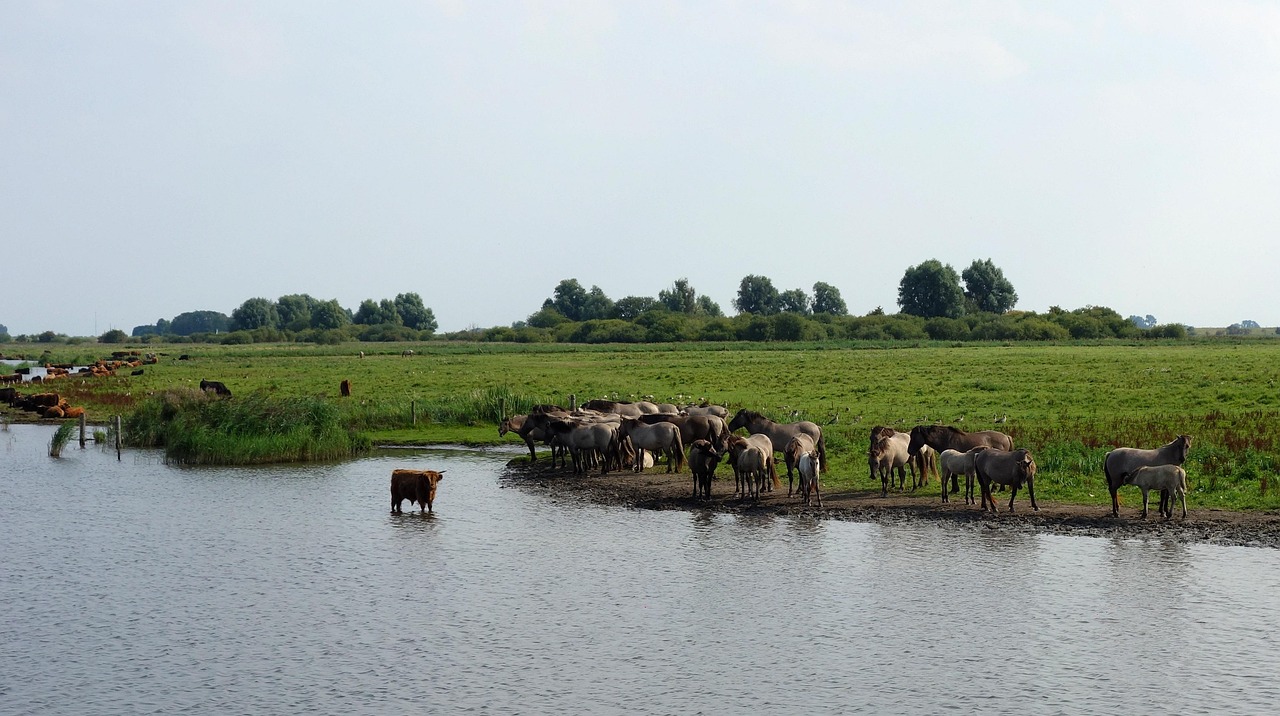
11, 339, 1280, 511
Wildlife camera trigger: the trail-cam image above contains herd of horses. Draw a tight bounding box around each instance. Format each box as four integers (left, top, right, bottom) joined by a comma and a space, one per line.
501, 401, 1194, 520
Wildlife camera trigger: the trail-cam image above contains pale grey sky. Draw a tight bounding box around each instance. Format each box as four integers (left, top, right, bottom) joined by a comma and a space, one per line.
4, 1, 1278, 336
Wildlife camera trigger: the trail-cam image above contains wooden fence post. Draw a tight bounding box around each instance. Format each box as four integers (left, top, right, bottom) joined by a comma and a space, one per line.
79, 413, 87, 449
114, 415, 122, 461
411, 400, 417, 426
569, 393, 577, 411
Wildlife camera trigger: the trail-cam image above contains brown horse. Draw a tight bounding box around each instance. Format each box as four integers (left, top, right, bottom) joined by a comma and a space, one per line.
728, 409, 826, 473
907, 425, 1011, 493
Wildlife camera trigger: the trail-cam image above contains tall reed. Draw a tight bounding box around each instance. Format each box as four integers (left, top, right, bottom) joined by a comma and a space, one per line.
49, 421, 76, 458
127, 389, 371, 465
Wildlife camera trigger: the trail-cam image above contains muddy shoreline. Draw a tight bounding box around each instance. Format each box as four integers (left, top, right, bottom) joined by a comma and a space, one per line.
504, 461, 1280, 549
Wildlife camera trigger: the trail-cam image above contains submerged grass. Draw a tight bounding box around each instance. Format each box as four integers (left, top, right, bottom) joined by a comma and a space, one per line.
49, 421, 75, 458
127, 389, 371, 465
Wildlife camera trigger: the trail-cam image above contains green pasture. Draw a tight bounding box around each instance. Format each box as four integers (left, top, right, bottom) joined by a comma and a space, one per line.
10, 339, 1280, 511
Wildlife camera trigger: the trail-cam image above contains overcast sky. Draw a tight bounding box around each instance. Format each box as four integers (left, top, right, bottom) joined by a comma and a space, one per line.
4, 1, 1278, 336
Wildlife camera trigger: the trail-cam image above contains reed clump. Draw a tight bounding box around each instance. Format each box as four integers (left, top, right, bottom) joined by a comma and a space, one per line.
127, 389, 371, 465
49, 420, 76, 458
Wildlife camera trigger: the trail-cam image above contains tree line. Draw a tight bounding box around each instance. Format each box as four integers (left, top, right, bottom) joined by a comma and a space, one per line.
0, 258, 1202, 346
122, 293, 438, 344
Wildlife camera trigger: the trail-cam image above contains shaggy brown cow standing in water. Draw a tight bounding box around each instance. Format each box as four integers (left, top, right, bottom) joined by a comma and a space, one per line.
390, 469, 445, 514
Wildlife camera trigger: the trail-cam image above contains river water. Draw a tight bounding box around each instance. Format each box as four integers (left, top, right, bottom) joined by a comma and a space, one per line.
2, 424, 1278, 715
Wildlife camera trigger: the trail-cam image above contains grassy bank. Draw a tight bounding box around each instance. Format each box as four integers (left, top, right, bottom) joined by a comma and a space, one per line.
5, 340, 1280, 511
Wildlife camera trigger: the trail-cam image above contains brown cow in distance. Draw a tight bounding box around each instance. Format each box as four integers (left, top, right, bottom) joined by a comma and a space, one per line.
390, 469, 446, 514
340, 379, 351, 397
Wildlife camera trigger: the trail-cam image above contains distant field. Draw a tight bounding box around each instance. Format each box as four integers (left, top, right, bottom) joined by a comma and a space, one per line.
8, 339, 1280, 510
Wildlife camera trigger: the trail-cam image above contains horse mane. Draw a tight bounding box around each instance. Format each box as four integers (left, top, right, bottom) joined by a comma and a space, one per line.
736, 409, 767, 421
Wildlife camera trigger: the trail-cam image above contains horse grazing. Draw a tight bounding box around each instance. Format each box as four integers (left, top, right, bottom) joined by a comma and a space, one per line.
797, 451, 821, 507
500, 412, 565, 463
907, 425, 1010, 493
199, 379, 232, 397
390, 469, 445, 514
973, 449, 1038, 513
728, 409, 826, 473
1125, 465, 1189, 520
688, 439, 723, 501
1104, 435, 1192, 518
619, 418, 684, 473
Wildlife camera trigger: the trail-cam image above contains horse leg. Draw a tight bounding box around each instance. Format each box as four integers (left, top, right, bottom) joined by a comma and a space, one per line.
1007, 484, 1018, 513
1140, 488, 1149, 519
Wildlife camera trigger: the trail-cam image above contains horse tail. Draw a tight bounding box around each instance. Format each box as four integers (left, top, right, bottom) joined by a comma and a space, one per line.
770, 453, 781, 490
817, 432, 828, 473
673, 430, 685, 472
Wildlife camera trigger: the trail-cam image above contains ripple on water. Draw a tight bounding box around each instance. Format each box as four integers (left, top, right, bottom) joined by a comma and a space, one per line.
2, 425, 1280, 715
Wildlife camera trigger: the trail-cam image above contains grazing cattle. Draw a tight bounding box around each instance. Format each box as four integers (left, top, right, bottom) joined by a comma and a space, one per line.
0, 387, 15, 404
938, 446, 990, 505
130, 369, 144, 376
783, 434, 817, 496
402, 349, 414, 357
687, 439, 723, 501
178, 354, 190, 361
1103, 435, 1192, 518
199, 379, 232, 397
390, 469, 445, 514
973, 449, 1038, 513
618, 418, 684, 473
728, 409, 827, 473
1126, 465, 1189, 520
907, 425, 1011, 494
340, 379, 351, 397
797, 451, 821, 507
63, 406, 85, 419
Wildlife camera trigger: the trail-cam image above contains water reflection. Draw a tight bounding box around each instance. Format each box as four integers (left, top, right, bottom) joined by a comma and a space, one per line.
3, 424, 1280, 716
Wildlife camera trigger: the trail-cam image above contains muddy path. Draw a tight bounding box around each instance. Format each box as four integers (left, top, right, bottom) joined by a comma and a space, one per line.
503, 461, 1280, 549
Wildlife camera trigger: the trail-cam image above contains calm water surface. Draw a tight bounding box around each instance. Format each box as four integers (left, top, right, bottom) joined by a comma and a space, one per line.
2, 424, 1278, 715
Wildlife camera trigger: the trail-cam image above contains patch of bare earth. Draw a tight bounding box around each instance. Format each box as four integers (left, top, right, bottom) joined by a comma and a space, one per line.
503, 461, 1280, 549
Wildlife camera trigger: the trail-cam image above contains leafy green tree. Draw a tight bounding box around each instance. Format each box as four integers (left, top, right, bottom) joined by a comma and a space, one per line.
613, 296, 658, 320
898, 260, 965, 319
310, 299, 351, 330
231, 298, 280, 331
354, 299, 401, 325
658, 279, 698, 314
527, 306, 569, 329
778, 288, 811, 315
170, 310, 230, 335
581, 286, 614, 321
276, 294, 320, 331
98, 329, 129, 343
38, 331, 58, 343
0, 323, 7, 335
961, 259, 1018, 314
696, 295, 723, 317
733, 275, 780, 315
550, 279, 590, 321
394, 293, 437, 331
1128, 314, 1157, 329
812, 282, 848, 316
